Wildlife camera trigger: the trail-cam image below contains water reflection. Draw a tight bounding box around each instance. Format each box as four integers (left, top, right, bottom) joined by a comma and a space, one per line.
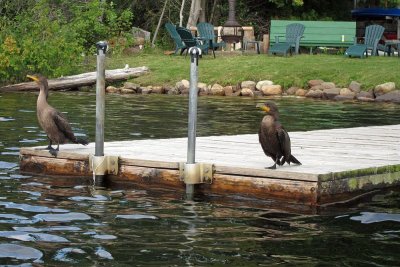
95, 246, 114, 260
53, 247, 86, 263
0, 231, 70, 242
0, 243, 43, 261
0, 92, 399, 265
0, 201, 67, 213
350, 212, 400, 224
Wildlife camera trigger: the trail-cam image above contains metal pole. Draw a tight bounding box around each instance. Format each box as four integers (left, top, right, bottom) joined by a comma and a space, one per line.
95, 41, 107, 156
186, 47, 201, 196
95, 41, 107, 185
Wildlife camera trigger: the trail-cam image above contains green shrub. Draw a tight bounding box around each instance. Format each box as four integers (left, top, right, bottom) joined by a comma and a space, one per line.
0, 36, 23, 83
0, 0, 134, 85
70, 1, 134, 55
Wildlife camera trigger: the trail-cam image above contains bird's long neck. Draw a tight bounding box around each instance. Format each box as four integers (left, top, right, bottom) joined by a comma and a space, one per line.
266, 112, 279, 121
37, 83, 49, 109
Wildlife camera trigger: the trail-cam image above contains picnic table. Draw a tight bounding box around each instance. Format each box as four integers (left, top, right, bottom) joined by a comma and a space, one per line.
270, 20, 356, 54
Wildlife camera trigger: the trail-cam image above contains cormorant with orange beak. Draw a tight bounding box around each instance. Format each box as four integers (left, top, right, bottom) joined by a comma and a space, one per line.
257, 101, 301, 169
27, 74, 88, 157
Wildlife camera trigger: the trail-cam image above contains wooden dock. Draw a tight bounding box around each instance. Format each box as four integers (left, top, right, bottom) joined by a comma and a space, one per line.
19, 125, 400, 206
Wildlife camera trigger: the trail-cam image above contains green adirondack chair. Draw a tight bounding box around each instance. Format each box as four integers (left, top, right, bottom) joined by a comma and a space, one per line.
165, 22, 187, 55
269, 23, 305, 56
345, 24, 385, 58
196, 22, 226, 52
176, 27, 210, 57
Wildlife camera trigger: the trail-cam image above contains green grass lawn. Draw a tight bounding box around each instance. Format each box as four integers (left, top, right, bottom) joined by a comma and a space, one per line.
102, 50, 400, 91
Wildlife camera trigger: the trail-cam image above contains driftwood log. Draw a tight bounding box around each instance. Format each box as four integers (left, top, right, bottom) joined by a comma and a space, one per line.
0, 66, 149, 92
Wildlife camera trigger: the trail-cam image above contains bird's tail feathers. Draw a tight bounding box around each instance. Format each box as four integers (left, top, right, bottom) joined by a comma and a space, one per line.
75, 137, 89, 146
289, 155, 301, 165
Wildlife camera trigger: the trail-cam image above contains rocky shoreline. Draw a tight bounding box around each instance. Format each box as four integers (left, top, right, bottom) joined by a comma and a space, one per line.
106, 79, 400, 103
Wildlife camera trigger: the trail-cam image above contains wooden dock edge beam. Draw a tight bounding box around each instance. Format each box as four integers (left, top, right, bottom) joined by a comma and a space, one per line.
19, 149, 400, 206
318, 169, 400, 204
19, 150, 318, 205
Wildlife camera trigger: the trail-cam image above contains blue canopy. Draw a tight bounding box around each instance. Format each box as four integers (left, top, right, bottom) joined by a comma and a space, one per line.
352, 8, 400, 18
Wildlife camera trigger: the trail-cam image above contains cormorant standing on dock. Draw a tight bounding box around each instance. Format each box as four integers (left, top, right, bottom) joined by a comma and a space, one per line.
257, 101, 301, 169
27, 74, 88, 157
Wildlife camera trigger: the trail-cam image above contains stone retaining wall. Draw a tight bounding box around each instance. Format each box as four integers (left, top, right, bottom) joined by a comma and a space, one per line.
106, 79, 400, 103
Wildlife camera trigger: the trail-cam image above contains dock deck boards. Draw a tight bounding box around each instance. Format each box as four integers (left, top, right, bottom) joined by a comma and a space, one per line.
20, 125, 400, 206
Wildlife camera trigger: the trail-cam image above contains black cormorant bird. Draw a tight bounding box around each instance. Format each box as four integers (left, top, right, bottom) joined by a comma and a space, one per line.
257, 101, 301, 169
27, 74, 88, 157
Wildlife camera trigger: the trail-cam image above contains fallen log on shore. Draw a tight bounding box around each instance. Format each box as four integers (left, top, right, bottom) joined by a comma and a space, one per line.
0, 66, 149, 92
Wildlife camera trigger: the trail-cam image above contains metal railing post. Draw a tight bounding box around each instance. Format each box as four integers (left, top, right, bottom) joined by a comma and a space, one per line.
94, 41, 107, 185
186, 47, 201, 197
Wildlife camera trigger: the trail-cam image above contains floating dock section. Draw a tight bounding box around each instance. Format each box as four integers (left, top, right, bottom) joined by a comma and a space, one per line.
20, 125, 400, 206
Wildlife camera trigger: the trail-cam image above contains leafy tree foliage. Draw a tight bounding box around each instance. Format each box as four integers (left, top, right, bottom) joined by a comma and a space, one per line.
0, 0, 133, 84
0, 0, 398, 85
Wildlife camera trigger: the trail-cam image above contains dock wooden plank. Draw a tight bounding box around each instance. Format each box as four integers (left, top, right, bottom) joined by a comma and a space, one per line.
19, 125, 400, 205
20, 125, 400, 174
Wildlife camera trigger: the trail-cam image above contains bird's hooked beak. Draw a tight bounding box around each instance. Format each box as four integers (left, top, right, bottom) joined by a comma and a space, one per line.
27, 75, 39, 83
256, 103, 270, 112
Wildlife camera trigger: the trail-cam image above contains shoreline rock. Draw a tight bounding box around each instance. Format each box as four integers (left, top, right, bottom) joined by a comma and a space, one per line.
104, 79, 399, 104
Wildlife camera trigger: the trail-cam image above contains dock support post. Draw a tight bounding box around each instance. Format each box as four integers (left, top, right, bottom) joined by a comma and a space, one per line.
185, 47, 202, 197
180, 47, 213, 197
94, 41, 107, 186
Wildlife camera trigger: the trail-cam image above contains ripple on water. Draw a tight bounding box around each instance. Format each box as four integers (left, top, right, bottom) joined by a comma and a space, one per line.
95, 246, 114, 260
9, 174, 31, 179
13, 226, 81, 232
5, 146, 20, 151
0, 231, 69, 242
0, 161, 18, 169
23, 182, 44, 186
1, 151, 20, 156
0, 243, 43, 260
0, 201, 68, 213
350, 212, 400, 224
19, 139, 40, 144
20, 191, 41, 197
34, 212, 91, 222
0, 214, 34, 224
69, 194, 109, 202
92, 234, 117, 240
0, 117, 15, 121
116, 214, 159, 220
83, 231, 117, 240
0, 214, 29, 220
30, 233, 70, 242
54, 247, 86, 263
0, 231, 34, 241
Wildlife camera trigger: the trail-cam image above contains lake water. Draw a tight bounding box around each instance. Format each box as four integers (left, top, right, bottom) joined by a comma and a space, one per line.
0, 91, 400, 266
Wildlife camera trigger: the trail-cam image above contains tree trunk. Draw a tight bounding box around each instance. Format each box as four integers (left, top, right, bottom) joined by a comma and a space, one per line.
199, 0, 206, 23
151, 0, 169, 47
209, 0, 218, 23
179, 0, 186, 27
186, 0, 201, 28
0, 67, 149, 92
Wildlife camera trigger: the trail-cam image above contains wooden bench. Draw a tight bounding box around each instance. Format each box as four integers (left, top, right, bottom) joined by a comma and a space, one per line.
270, 20, 356, 53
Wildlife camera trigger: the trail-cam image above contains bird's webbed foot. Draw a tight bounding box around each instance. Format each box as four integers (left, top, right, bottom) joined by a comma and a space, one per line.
266, 163, 277, 169
45, 138, 53, 150
38, 145, 54, 151
49, 148, 58, 157
266, 156, 280, 169
48, 145, 59, 157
